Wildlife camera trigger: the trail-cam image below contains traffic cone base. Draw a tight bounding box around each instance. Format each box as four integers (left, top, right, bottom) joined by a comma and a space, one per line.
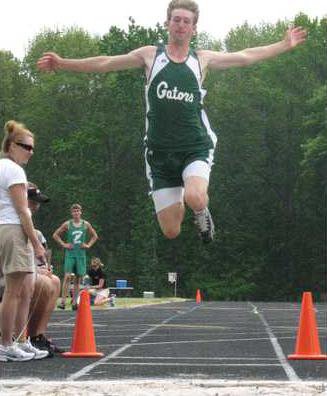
288, 354, 327, 360
287, 291, 327, 360
63, 290, 103, 358
62, 351, 104, 358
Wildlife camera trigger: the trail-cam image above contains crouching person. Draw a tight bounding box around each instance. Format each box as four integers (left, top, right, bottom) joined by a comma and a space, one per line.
84, 257, 110, 306
26, 182, 62, 356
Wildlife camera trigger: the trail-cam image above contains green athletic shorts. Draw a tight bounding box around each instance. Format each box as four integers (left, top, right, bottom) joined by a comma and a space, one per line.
145, 148, 214, 191
64, 256, 86, 276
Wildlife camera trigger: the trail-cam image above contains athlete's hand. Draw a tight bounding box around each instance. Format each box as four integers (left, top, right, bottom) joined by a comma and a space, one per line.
63, 243, 73, 250
284, 26, 306, 49
80, 243, 90, 249
37, 52, 62, 72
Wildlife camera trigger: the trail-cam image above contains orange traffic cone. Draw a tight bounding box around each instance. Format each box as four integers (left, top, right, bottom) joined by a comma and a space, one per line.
62, 290, 104, 358
196, 289, 202, 304
288, 291, 327, 360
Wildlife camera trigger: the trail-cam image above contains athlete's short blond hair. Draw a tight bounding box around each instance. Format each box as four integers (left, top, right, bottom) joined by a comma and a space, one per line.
166, 0, 199, 25
70, 203, 82, 211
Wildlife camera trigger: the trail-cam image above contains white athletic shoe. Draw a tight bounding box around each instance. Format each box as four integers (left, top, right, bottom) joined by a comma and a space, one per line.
17, 338, 49, 359
194, 207, 215, 243
0, 343, 34, 362
0, 353, 7, 362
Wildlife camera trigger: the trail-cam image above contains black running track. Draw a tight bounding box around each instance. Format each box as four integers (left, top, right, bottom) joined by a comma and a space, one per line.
0, 301, 326, 381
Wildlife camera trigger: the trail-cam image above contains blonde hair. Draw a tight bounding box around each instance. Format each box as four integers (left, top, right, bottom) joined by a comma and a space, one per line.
28, 181, 38, 189
167, 0, 199, 25
70, 203, 82, 211
1, 120, 34, 154
91, 257, 104, 268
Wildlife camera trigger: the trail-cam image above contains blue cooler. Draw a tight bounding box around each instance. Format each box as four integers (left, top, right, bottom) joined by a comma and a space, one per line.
116, 279, 127, 288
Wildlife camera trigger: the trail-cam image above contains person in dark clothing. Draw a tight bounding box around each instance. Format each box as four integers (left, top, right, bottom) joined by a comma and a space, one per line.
84, 257, 109, 306
87, 257, 106, 289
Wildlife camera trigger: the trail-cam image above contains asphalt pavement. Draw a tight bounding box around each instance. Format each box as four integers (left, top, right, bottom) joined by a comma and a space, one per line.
1, 300, 326, 384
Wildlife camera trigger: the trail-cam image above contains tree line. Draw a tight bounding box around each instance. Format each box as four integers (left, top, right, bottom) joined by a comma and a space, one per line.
0, 14, 326, 300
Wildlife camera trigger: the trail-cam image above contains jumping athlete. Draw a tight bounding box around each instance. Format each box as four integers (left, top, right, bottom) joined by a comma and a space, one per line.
37, 0, 306, 243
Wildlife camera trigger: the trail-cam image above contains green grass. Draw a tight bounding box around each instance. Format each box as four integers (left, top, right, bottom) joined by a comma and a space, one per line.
114, 297, 188, 308
56, 297, 189, 311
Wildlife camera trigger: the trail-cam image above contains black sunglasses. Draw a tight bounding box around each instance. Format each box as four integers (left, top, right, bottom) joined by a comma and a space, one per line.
15, 142, 34, 152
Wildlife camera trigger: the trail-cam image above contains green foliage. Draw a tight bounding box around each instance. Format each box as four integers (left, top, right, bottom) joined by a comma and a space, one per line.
1, 16, 325, 301
0, 51, 31, 126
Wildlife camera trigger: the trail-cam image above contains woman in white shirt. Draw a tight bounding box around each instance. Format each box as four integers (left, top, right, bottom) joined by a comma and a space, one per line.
0, 120, 47, 362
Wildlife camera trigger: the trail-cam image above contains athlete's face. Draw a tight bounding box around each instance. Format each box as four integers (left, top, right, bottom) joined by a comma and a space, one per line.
167, 9, 196, 44
71, 208, 82, 221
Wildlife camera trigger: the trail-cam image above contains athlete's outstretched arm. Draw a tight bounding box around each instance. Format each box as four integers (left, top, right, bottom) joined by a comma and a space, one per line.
200, 26, 306, 70
37, 46, 155, 73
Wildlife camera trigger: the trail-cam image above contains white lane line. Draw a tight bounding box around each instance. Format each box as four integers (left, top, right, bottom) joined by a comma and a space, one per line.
50, 330, 294, 339
49, 317, 75, 325
57, 335, 295, 348
67, 344, 132, 381
200, 307, 250, 310
271, 325, 327, 331
130, 308, 198, 343
67, 305, 199, 381
110, 356, 279, 361
49, 323, 107, 328
124, 336, 295, 346
98, 362, 282, 367
249, 302, 300, 382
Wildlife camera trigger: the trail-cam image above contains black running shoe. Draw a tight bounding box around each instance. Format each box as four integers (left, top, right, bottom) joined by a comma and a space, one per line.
47, 339, 63, 354
194, 207, 215, 243
30, 334, 54, 358
72, 303, 78, 311
31, 334, 64, 355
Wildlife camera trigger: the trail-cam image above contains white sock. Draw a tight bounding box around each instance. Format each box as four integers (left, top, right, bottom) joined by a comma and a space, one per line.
194, 208, 206, 215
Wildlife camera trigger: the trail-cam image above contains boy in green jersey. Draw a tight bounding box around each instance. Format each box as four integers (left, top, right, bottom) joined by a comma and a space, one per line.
53, 203, 98, 310
37, 0, 306, 243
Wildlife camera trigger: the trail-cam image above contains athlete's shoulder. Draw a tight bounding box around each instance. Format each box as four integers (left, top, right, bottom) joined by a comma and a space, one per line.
130, 46, 157, 72
56, 220, 69, 232
130, 46, 157, 61
194, 49, 207, 61
193, 49, 215, 77
83, 220, 93, 228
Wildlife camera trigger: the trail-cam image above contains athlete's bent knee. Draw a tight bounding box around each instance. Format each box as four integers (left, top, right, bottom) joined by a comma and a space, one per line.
163, 226, 181, 240
184, 190, 207, 211
52, 275, 61, 296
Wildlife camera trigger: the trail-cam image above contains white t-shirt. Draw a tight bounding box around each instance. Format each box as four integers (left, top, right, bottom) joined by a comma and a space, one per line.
0, 158, 27, 224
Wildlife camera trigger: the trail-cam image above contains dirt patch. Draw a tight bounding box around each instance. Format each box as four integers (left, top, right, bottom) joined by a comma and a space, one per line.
1, 379, 326, 396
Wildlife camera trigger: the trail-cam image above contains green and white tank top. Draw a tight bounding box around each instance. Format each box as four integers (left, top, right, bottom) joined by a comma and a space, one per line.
65, 220, 87, 258
145, 45, 217, 152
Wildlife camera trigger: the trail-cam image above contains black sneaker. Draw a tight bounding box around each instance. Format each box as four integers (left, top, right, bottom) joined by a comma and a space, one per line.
72, 303, 78, 311
57, 302, 65, 310
30, 334, 64, 355
46, 338, 64, 354
30, 334, 54, 358
194, 207, 215, 243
